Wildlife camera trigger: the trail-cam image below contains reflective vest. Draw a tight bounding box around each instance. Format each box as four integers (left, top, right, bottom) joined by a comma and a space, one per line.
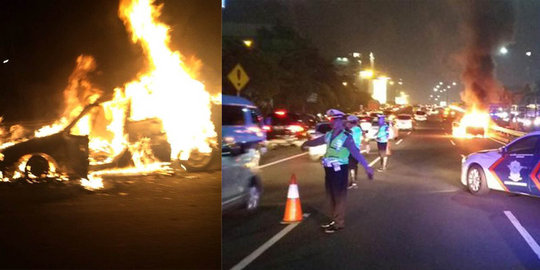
351, 126, 362, 148
324, 131, 350, 165
376, 124, 389, 143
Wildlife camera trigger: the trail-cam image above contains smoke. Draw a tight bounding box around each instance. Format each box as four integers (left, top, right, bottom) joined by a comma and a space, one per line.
461, 0, 515, 109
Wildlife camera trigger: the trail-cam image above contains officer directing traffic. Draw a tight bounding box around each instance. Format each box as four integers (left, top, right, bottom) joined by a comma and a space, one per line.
302, 109, 374, 233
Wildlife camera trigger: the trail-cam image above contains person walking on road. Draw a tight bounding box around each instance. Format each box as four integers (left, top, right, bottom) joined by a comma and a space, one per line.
376, 115, 390, 172
345, 115, 362, 189
301, 109, 374, 234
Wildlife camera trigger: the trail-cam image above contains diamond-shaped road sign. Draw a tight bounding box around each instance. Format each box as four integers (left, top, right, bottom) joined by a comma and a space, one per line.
227, 64, 250, 92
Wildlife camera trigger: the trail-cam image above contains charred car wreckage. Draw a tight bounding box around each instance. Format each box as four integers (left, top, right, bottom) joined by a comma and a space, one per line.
0, 100, 217, 186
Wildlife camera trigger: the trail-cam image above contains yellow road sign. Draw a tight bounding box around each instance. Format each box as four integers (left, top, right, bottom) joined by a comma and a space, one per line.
227, 64, 250, 92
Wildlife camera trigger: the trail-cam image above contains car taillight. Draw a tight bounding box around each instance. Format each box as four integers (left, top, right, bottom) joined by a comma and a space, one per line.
287, 125, 305, 133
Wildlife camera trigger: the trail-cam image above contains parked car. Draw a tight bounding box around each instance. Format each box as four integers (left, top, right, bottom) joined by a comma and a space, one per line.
265, 110, 309, 148
461, 131, 540, 196
222, 95, 266, 212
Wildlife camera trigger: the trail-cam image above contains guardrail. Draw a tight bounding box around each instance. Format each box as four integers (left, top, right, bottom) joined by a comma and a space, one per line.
488, 124, 527, 143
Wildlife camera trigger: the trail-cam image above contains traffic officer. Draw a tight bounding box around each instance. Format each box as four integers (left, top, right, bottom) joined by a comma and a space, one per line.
301, 109, 374, 233
345, 115, 362, 189
376, 115, 390, 171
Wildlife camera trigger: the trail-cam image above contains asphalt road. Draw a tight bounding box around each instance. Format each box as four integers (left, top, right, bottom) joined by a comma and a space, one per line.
0, 170, 221, 269
223, 117, 540, 270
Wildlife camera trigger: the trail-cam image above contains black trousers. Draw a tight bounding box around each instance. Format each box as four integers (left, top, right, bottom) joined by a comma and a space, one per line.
324, 164, 349, 228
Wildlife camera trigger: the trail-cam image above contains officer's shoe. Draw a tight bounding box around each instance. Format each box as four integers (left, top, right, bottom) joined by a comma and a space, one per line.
348, 183, 358, 189
324, 225, 343, 234
320, 221, 335, 229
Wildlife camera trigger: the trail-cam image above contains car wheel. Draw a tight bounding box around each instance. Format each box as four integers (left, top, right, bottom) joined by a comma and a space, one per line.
467, 164, 489, 195
246, 179, 262, 212
25, 155, 50, 179
178, 148, 215, 172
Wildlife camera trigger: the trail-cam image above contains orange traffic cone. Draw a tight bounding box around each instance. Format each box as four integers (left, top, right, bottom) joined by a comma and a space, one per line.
281, 174, 303, 224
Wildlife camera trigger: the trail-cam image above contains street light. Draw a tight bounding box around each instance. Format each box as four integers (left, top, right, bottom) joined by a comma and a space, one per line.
242, 39, 254, 48
2, 59, 8, 64
526, 51, 532, 57
452, 82, 457, 86
499, 46, 508, 55
439, 82, 443, 85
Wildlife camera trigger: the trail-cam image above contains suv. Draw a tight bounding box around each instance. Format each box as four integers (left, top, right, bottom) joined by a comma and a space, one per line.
222, 95, 266, 212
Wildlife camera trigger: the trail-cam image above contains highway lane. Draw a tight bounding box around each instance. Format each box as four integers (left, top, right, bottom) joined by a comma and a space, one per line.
223, 118, 540, 269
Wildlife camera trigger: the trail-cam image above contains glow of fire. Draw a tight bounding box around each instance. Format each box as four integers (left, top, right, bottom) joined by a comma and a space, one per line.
452, 106, 490, 138
0, 0, 217, 189
119, 0, 217, 161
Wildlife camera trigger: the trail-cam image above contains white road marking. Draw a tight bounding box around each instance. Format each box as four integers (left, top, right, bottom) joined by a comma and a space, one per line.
450, 140, 456, 146
504, 211, 540, 260
425, 189, 461, 194
231, 213, 311, 270
258, 152, 308, 169
488, 136, 506, 145
396, 139, 403, 145
369, 157, 381, 167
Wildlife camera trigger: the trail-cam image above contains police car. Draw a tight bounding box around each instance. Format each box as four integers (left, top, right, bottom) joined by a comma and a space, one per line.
461, 131, 540, 196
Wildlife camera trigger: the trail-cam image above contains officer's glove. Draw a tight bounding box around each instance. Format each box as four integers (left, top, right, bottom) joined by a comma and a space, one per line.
366, 167, 374, 181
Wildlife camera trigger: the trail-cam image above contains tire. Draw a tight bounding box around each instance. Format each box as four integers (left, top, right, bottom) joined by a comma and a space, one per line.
467, 164, 489, 195
25, 155, 50, 179
178, 148, 215, 172
245, 178, 262, 212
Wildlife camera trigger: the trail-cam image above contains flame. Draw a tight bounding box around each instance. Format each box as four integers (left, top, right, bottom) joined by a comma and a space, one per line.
452, 105, 490, 138
119, 0, 216, 161
0, 0, 217, 189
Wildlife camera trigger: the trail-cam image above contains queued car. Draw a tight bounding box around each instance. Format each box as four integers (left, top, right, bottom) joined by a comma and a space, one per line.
395, 114, 414, 131
461, 131, 540, 196
414, 111, 427, 121
222, 95, 266, 212
264, 110, 309, 148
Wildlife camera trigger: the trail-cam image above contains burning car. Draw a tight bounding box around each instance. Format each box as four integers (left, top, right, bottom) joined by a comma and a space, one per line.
0, 104, 96, 182
452, 108, 489, 138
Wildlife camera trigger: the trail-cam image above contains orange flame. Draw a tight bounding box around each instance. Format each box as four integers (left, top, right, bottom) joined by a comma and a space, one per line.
452, 105, 490, 138
0, 0, 217, 190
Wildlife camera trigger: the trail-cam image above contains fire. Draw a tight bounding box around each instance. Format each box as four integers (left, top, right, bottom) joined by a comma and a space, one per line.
119, 0, 216, 161
0, 0, 217, 189
452, 106, 490, 138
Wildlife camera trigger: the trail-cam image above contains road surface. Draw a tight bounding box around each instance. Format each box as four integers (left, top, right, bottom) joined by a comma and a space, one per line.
0, 170, 221, 269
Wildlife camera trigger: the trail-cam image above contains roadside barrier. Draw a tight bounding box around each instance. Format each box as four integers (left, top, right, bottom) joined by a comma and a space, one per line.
488, 124, 527, 143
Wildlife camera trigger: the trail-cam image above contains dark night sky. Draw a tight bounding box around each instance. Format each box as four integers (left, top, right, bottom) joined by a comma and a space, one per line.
0, 0, 220, 122
223, 0, 540, 104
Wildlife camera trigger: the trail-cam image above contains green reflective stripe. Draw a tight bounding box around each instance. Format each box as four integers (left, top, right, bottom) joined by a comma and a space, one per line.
324, 131, 350, 165
351, 126, 361, 147
376, 125, 389, 143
